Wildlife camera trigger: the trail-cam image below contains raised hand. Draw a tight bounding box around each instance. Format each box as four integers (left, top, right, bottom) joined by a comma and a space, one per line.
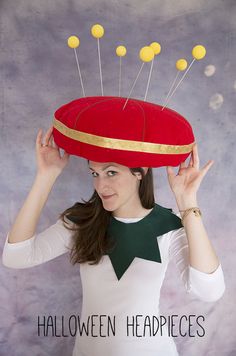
36, 126, 70, 177
166, 143, 214, 202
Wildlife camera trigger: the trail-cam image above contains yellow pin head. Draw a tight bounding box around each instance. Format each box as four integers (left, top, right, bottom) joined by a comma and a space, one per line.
150, 42, 161, 55
192, 45, 206, 60
176, 58, 188, 71
116, 46, 127, 57
91, 24, 105, 39
139, 46, 155, 62
67, 36, 80, 49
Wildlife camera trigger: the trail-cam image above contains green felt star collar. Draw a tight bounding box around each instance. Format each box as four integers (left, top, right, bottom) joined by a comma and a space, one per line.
107, 204, 183, 280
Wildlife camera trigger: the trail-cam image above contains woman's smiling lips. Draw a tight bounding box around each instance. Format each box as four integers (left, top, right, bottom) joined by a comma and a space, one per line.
101, 194, 115, 200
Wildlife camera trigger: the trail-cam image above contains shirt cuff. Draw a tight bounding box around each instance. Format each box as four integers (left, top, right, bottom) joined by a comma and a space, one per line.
188, 263, 225, 302
4, 233, 35, 248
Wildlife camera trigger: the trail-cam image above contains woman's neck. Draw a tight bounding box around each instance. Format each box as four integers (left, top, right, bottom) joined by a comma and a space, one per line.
112, 204, 154, 219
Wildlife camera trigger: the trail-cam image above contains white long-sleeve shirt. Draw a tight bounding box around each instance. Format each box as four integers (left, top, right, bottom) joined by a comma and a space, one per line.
2, 215, 225, 356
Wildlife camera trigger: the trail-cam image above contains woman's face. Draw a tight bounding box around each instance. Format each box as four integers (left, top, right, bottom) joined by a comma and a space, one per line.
89, 161, 143, 217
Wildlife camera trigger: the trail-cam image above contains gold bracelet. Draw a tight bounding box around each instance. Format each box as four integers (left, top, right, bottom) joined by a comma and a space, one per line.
179, 207, 202, 226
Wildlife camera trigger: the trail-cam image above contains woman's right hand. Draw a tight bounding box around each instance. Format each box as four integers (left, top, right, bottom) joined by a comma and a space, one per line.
36, 126, 70, 177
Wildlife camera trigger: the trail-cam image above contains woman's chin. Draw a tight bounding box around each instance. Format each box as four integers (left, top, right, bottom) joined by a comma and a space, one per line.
100, 195, 117, 211
101, 202, 116, 212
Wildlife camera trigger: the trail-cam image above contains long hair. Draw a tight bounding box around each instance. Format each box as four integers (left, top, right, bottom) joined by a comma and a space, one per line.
60, 167, 155, 265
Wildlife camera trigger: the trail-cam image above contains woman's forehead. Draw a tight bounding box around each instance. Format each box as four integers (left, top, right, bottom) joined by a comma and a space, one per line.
89, 161, 125, 170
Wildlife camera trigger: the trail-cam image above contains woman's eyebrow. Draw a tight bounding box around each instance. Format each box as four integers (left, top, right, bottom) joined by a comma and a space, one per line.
89, 165, 118, 171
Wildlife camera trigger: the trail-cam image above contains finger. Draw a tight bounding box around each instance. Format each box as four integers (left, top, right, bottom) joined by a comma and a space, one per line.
189, 155, 193, 167
49, 135, 54, 147
43, 126, 54, 146
36, 129, 43, 148
200, 160, 214, 178
51, 139, 59, 150
51, 137, 55, 148
166, 166, 175, 177
192, 143, 200, 169
177, 161, 186, 175
49, 129, 58, 149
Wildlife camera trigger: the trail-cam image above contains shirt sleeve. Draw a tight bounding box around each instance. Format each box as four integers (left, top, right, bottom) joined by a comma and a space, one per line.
2, 218, 74, 269
168, 227, 225, 302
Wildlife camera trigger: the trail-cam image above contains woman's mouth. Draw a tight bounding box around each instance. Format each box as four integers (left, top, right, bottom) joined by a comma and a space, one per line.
101, 194, 115, 200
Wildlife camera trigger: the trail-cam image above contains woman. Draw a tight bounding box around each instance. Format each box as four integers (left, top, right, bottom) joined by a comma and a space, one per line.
2, 100, 225, 355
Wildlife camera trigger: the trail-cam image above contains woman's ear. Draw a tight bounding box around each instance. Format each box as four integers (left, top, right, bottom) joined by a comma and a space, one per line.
134, 168, 148, 180
142, 167, 148, 175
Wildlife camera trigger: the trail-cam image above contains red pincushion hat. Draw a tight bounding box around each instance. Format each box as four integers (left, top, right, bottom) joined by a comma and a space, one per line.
53, 96, 195, 168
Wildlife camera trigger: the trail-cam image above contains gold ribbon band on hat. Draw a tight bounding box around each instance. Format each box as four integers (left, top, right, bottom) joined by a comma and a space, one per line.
53, 118, 195, 154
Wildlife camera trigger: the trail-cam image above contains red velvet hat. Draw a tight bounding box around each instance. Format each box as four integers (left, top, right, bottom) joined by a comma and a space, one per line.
53, 96, 195, 168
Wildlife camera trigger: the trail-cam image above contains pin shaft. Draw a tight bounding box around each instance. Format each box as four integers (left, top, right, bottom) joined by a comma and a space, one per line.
144, 58, 154, 102
161, 71, 180, 109
162, 58, 195, 110
74, 48, 86, 97
119, 57, 122, 97
97, 38, 104, 96
123, 63, 144, 110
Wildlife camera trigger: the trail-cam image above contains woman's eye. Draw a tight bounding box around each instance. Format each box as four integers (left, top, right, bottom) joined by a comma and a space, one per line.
90, 170, 117, 177
107, 171, 117, 176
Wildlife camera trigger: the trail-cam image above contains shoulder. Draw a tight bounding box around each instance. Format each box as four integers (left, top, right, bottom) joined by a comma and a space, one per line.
155, 203, 176, 214
155, 203, 174, 213
146, 203, 183, 237
154, 203, 182, 226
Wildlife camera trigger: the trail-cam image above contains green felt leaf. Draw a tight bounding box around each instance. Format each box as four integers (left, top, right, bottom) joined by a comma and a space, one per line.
107, 204, 183, 280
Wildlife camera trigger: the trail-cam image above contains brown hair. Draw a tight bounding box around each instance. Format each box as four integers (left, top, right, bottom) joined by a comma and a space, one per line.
60, 167, 155, 265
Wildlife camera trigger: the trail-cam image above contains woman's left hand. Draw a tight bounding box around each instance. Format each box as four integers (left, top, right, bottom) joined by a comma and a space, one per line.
166, 144, 214, 201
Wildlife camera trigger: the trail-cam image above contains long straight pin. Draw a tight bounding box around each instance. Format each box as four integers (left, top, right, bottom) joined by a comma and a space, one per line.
144, 58, 154, 101
162, 45, 207, 110
116, 45, 127, 97
123, 46, 155, 110
123, 63, 144, 110
73, 48, 86, 97
162, 71, 180, 109
91, 24, 105, 96
144, 42, 161, 102
67, 36, 86, 97
119, 57, 122, 97
97, 38, 103, 95
162, 58, 195, 111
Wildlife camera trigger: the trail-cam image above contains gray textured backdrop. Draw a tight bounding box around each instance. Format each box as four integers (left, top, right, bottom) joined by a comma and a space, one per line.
0, 0, 235, 355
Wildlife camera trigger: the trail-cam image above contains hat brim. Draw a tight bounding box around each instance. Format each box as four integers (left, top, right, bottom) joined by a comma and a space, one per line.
53, 96, 195, 167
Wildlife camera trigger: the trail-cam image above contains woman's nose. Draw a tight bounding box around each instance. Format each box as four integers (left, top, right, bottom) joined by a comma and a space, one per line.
94, 177, 109, 192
